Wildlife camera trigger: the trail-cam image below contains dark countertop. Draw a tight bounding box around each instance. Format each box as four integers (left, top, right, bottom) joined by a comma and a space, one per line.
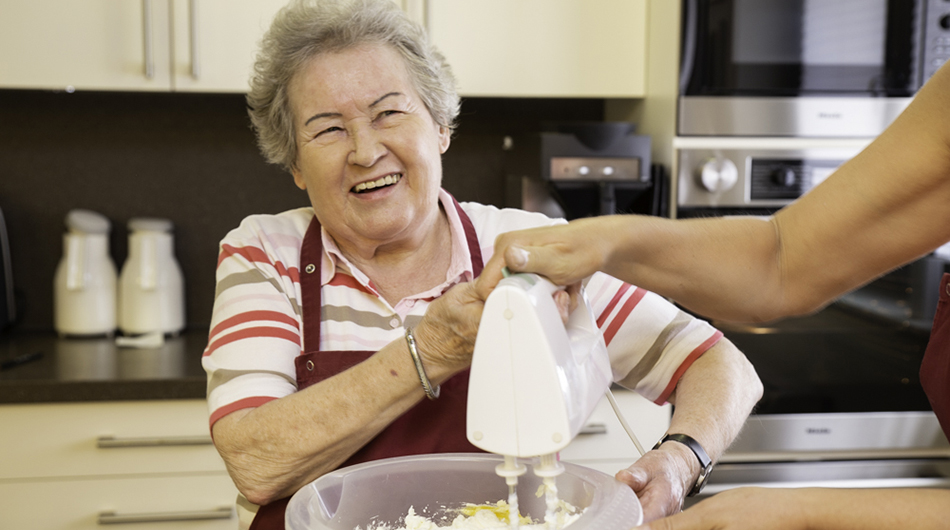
0, 330, 209, 404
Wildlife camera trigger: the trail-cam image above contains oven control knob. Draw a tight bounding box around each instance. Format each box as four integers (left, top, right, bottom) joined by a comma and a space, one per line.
697, 158, 739, 193
773, 167, 797, 188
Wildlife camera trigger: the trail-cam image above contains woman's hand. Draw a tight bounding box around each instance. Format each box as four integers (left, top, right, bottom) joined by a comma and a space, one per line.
412, 281, 487, 380
414, 272, 576, 381
480, 217, 619, 295
615, 444, 695, 522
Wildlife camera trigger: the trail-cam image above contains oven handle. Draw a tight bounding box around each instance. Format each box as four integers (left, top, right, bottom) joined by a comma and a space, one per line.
697, 476, 950, 498
719, 447, 950, 464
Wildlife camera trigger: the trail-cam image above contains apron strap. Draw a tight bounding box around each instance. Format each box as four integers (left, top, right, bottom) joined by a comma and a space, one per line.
299, 217, 324, 353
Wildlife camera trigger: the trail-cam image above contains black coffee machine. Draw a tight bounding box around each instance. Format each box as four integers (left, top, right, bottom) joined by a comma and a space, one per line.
504, 122, 661, 220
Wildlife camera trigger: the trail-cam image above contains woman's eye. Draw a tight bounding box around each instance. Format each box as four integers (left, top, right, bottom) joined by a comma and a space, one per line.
377, 110, 400, 120
315, 126, 342, 138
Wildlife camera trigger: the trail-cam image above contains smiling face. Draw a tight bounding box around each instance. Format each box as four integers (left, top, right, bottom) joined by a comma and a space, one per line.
287, 43, 451, 257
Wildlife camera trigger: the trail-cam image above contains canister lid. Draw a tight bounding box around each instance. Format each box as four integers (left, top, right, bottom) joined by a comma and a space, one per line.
128, 217, 173, 233
65, 209, 110, 234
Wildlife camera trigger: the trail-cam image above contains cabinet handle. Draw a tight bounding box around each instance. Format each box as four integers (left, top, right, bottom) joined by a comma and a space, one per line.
403, 0, 427, 30
190, 0, 201, 79
142, 0, 154, 79
96, 435, 213, 448
579, 422, 608, 435
98, 506, 233, 524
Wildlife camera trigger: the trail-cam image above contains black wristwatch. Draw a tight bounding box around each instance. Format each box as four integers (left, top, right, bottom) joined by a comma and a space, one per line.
653, 433, 713, 496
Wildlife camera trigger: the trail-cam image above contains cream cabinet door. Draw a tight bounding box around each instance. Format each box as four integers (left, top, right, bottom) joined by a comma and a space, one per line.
170, 0, 427, 92
427, 0, 647, 97
0, 0, 173, 91
170, 0, 287, 92
0, 474, 238, 530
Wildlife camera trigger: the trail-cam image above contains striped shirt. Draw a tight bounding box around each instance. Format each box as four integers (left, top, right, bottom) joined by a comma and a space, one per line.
203, 190, 722, 427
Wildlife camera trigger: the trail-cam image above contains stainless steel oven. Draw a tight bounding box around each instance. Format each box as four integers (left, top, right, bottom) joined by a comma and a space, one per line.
679, 0, 950, 137
674, 138, 950, 502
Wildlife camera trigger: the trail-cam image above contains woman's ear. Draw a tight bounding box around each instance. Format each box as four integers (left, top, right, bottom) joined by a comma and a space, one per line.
438, 126, 451, 154
291, 167, 307, 190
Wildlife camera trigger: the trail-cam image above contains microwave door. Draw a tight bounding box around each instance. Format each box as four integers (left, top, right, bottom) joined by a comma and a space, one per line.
681, 0, 924, 97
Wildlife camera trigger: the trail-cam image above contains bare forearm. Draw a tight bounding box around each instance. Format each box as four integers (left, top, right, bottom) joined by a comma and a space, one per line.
662, 339, 763, 486
213, 339, 425, 504
601, 215, 784, 322
642, 486, 950, 529
801, 488, 950, 529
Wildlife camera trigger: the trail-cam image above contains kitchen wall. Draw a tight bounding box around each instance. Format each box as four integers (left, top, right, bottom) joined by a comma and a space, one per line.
0, 90, 602, 333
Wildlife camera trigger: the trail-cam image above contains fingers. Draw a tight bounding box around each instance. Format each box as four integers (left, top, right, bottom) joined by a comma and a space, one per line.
475, 250, 507, 299
553, 290, 570, 323
616, 468, 649, 492
504, 244, 531, 270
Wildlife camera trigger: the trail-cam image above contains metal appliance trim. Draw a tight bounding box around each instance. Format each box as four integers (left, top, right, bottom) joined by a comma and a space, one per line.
719, 447, 950, 465
699, 476, 950, 496
678, 96, 912, 138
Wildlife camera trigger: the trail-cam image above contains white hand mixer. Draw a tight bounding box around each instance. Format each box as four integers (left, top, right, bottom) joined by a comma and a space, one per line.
467, 272, 645, 527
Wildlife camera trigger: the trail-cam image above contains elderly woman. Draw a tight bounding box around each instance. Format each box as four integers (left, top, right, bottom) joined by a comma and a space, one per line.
203, 0, 762, 528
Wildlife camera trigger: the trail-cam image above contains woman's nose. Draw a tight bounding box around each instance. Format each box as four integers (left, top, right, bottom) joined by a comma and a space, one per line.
347, 124, 385, 167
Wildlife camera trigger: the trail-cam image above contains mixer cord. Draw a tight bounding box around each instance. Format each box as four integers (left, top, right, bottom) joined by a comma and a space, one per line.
605, 388, 646, 456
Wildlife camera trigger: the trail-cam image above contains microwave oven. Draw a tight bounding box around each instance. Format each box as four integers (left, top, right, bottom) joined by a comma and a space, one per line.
679, 0, 950, 137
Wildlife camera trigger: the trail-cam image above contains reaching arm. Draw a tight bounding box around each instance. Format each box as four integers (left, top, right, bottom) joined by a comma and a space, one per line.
637, 487, 950, 530
485, 62, 950, 323
617, 337, 763, 521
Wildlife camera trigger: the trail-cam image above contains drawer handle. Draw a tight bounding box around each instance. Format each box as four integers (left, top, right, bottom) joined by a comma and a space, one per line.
98, 506, 233, 524
142, 0, 154, 79
579, 422, 608, 435
96, 435, 213, 448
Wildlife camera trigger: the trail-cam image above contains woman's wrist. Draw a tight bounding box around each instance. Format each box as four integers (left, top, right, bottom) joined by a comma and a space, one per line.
655, 436, 703, 497
409, 318, 464, 384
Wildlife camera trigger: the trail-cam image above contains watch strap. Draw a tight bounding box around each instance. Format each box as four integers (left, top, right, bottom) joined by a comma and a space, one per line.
653, 433, 713, 496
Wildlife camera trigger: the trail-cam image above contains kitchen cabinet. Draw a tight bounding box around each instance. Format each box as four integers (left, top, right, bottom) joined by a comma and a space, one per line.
426, 0, 647, 97
0, 0, 286, 92
1, 0, 645, 96
560, 389, 671, 476
0, 0, 425, 93
0, 399, 239, 529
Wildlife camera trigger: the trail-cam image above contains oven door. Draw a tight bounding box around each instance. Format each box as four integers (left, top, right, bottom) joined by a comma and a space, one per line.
681, 0, 926, 97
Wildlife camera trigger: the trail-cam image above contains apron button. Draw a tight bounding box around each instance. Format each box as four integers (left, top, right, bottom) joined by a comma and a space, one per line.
305, 264, 316, 274
390, 317, 400, 329
306, 360, 314, 371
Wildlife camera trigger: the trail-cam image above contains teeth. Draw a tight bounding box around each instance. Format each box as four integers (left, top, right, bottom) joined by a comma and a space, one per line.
353, 173, 401, 193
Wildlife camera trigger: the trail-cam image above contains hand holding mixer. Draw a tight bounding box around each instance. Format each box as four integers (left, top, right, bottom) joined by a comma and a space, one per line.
467, 272, 645, 527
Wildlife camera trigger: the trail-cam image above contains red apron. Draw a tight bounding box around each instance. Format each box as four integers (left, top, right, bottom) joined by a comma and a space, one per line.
250, 197, 484, 529
921, 273, 950, 438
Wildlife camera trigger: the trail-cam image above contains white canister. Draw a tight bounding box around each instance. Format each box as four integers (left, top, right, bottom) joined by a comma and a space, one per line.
118, 218, 185, 336
53, 210, 118, 337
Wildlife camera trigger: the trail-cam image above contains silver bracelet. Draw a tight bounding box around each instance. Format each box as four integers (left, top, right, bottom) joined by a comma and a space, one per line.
405, 327, 440, 400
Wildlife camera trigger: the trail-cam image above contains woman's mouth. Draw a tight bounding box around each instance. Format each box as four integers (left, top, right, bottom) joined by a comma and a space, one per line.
352, 173, 402, 193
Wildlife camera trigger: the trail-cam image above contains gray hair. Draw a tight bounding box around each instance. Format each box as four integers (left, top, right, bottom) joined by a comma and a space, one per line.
246, 0, 459, 172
